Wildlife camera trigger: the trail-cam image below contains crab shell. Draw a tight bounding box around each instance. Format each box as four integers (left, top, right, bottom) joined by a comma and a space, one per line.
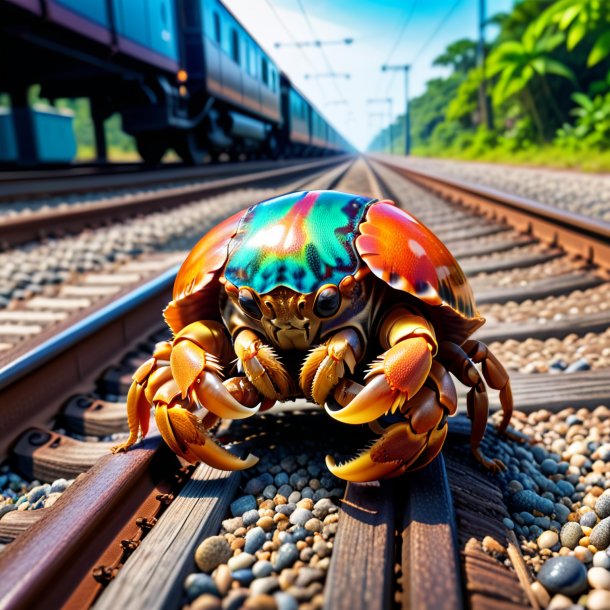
164, 190, 484, 345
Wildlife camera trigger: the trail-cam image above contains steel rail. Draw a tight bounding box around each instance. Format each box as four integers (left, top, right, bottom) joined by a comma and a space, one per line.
369, 154, 610, 269
0, 155, 352, 247
0, 158, 335, 200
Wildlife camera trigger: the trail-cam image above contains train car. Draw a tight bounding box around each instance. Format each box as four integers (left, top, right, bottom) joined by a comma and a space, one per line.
0, 0, 351, 165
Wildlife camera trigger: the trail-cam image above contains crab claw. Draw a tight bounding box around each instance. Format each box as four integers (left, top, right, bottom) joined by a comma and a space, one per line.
155, 405, 258, 471
325, 337, 433, 425
325, 422, 428, 482
192, 372, 261, 420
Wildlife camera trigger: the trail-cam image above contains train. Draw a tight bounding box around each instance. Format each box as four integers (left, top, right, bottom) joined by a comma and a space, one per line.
0, 0, 353, 164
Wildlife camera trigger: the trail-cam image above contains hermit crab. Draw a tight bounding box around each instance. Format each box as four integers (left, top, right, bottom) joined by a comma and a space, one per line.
112, 190, 513, 481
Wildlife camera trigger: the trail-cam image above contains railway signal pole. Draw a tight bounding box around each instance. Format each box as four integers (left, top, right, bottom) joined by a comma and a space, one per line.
381, 64, 411, 156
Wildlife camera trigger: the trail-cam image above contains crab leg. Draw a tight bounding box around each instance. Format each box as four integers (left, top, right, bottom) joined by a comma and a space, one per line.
234, 329, 295, 400
324, 311, 437, 425
299, 328, 362, 405
438, 341, 506, 473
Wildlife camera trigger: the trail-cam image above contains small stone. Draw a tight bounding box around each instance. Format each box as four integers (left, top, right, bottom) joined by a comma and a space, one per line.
538, 530, 559, 550
244, 527, 267, 554
304, 518, 322, 532
222, 517, 243, 534
502, 518, 515, 530
289, 508, 313, 526
547, 593, 575, 609
243, 509, 260, 527
581, 511, 599, 528
482, 536, 506, 554
297, 498, 314, 510
231, 569, 254, 586
574, 545, 593, 563
222, 589, 248, 610
274, 592, 298, 610
596, 495, 610, 519
587, 589, 610, 610
257, 516, 274, 531
190, 594, 222, 610
245, 474, 274, 495
184, 573, 220, 601
213, 564, 232, 596
537, 556, 588, 596
262, 485, 277, 500
249, 576, 280, 596
530, 581, 550, 609
195, 536, 232, 573
228, 553, 256, 571
591, 518, 610, 550
589, 566, 610, 590
295, 567, 324, 587
541, 459, 558, 475
230, 495, 257, 517
560, 522, 583, 550
312, 498, 336, 520
312, 540, 330, 558
274, 543, 299, 570
244, 594, 277, 610
49, 479, 69, 493
252, 560, 273, 578
593, 551, 610, 569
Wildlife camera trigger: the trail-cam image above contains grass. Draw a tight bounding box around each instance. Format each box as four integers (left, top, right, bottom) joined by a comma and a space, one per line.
411, 145, 610, 173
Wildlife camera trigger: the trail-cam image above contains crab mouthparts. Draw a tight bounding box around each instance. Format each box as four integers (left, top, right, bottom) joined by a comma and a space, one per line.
271, 321, 310, 349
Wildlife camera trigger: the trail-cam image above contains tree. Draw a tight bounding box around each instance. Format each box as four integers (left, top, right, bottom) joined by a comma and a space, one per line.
433, 39, 478, 74
486, 22, 576, 138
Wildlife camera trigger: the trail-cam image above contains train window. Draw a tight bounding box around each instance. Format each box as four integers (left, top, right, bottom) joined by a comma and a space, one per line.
213, 12, 221, 45
261, 57, 269, 86
231, 29, 240, 63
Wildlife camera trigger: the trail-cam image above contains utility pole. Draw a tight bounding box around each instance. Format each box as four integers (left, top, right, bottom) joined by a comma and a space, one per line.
382, 64, 410, 155
478, 0, 493, 130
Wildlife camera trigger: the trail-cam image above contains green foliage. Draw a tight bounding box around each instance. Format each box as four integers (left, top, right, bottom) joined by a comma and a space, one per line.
536, 0, 610, 66
368, 0, 610, 169
555, 91, 610, 149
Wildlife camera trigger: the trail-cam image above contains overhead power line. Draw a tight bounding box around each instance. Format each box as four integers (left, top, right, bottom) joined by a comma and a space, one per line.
384, 0, 463, 96
295, 0, 348, 104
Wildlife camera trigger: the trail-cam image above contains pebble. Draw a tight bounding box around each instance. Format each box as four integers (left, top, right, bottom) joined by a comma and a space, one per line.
222, 517, 243, 534
547, 593, 576, 609
273, 592, 298, 610
273, 543, 299, 571
582, 512, 599, 528
230, 496, 257, 518
228, 553, 256, 572
537, 556, 588, 596
591, 518, 610, 550
195, 537, 233, 573
184, 573, 220, 600
289, 508, 313, 527
295, 568, 324, 588
589, 567, 610, 590
594, 552, 610, 569
249, 576, 280, 596
243, 594, 277, 610
510, 490, 554, 515
252, 560, 273, 579
244, 528, 267, 554
231, 569, 255, 586
190, 594, 222, 610
214, 565, 232, 597
561, 522, 584, 550
244, 474, 274, 495
538, 530, 559, 550
596, 495, 610, 519
243, 509, 260, 527
587, 589, 610, 610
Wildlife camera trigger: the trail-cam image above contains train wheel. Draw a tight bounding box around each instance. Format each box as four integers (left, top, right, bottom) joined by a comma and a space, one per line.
174, 132, 206, 166
136, 133, 167, 165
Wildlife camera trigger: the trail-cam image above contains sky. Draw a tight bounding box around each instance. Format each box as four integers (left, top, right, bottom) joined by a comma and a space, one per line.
223, 0, 515, 150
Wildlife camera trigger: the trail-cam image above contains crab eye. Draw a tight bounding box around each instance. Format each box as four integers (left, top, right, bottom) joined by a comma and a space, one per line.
314, 286, 340, 318
238, 289, 262, 319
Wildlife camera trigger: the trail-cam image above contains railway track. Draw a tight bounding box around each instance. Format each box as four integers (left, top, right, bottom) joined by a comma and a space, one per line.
0, 156, 608, 609
0, 158, 346, 204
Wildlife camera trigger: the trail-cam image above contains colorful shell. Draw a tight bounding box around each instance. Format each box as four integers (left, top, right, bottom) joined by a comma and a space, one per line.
164, 190, 482, 339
